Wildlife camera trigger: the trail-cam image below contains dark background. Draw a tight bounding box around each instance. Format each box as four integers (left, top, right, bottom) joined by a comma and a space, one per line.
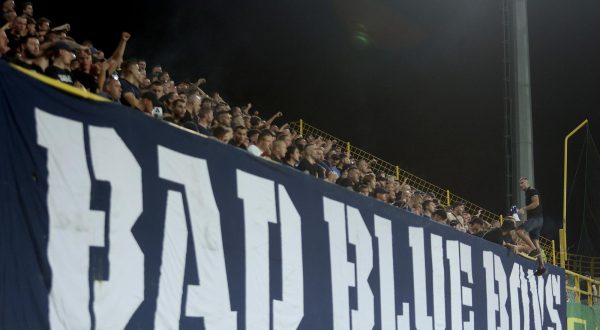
34, 0, 600, 252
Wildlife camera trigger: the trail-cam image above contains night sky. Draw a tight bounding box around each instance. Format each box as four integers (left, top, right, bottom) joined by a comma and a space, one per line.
35, 0, 600, 250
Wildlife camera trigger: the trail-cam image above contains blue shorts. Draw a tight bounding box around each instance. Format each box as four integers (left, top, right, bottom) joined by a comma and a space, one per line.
519, 215, 543, 240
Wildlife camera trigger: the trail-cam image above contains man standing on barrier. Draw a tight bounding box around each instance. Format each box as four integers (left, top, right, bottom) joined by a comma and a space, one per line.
517, 177, 546, 276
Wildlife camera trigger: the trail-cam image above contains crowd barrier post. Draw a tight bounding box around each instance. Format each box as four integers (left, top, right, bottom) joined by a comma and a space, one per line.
347, 142, 351, 155
560, 229, 567, 268
574, 274, 581, 303
552, 240, 556, 265
499, 214, 503, 225
587, 280, 593, 306
562, 119, 588, 270
395, 166, 399, 180
446, 190, 450, 206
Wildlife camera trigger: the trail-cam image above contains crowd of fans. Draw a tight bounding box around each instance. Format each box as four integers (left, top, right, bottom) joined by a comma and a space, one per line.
0, 1, 536, 253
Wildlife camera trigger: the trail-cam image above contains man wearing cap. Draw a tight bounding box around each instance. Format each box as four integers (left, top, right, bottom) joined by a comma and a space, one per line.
44, 41, 76, 85
516, 177, 546, 275
323, 151, 341, 178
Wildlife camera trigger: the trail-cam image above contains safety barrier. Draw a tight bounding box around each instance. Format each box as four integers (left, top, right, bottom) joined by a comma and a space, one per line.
291, 119, 599, 295
290, 120, 501, 224
565, 255, 600, 280
566, 270, 600, 307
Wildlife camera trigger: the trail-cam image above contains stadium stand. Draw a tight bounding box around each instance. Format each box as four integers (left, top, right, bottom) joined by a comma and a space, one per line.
1, 0, 598, 308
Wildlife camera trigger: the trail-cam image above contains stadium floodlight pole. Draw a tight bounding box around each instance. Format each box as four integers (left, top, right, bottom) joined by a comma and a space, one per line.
503, 0, 535, 210
561, 119, 588, 267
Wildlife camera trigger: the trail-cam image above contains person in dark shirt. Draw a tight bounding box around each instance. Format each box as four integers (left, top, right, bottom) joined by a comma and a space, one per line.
164, 98, 186, 124
229, 125, 248, 150
432, 209, 448, 225
10, 34, 42, 73
284, 145, 301, 168
140, 92, 162, 117
422, 200, 436, 219
336, 166, 361, 191
270, 140, 287, 163
72, 48, 97, 92
297, 144, 323, 178
44, 42, 76, 85
212, 125, 233, 144
483, 219, 519, 252
516, 177, 546, 276
6, 15, 27, 56
119, 59, 143, 110
468, 217, 486, 237
183, 105, 213, 136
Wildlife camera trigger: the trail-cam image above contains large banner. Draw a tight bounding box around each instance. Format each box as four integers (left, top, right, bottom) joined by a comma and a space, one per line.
0, 62, 566, 329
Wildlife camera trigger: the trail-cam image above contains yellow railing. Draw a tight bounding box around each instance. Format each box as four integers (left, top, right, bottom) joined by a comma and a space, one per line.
562, 119, 589, 268
566, 270, 600, 306
290, 119, 593, 277
538, 236, 554, 264
291, 120, 502, 224
565, 255, 600, 279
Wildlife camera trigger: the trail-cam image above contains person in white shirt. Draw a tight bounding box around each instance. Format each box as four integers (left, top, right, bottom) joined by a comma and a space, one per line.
248, 130, 274, 157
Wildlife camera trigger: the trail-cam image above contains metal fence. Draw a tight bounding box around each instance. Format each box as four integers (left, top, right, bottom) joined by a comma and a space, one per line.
289, 119, 600, 305
290, 120, 500, 223
288, 119, 600, 307
290, 120, 562, 259
566, 270, 600, 307
565, 255, 600, 280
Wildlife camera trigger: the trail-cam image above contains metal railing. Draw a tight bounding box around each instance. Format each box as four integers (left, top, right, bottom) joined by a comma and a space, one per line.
290, 120, 501, 224
565, 255, 600, 280
291, 119, 568, 271
566, 270, 600, 306
291, 119, 600, 307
